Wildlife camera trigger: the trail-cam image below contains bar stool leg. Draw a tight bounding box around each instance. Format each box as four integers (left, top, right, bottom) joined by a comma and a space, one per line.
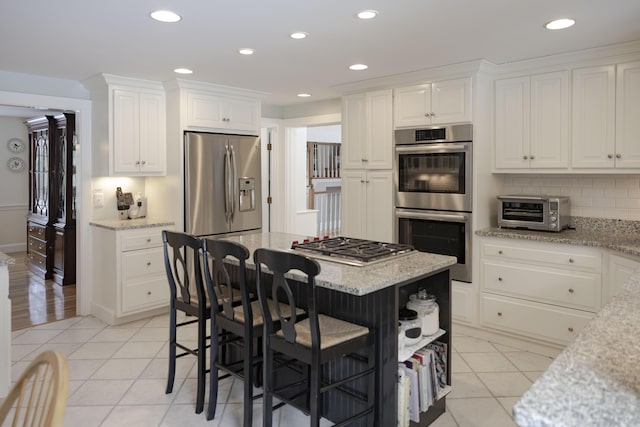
195, 315, 206, 413
206, 321, 219, 421
310, 355, 321, 427
166, 306, 177, 394
263, 336, 274, 427
243, 332, 253, 427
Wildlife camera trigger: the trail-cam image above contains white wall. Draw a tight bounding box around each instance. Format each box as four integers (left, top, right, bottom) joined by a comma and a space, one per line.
500, 174, 640, 220
307, 124, 341, 143
0, 117, 29, 252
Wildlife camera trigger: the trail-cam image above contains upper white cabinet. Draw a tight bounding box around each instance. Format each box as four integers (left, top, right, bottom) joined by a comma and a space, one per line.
84, 74, 166, 176
394, 77, 472, 128
341, 170, 393, 242
186, 91, 260, 134
342, 90, 393, 170
494, 71, 569, 170
615, 61, 640, 168
571, 66, 616, 168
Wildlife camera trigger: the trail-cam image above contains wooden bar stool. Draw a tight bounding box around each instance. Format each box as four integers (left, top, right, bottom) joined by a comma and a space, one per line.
162, 230, 210, 414
254, 248, 377, 427
202, 238, 297, 425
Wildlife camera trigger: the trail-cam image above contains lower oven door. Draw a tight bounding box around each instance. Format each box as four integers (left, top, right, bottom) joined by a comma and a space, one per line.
396, 208, 472, 283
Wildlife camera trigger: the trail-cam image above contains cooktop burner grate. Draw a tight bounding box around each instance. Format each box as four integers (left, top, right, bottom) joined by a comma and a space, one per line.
291, 237, 415, 264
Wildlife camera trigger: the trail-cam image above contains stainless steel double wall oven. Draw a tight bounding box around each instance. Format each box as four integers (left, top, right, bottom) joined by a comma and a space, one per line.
395, 123, 473, 282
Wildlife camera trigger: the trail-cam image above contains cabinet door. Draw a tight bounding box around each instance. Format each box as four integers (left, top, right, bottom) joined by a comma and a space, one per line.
187, 92, 224, 129
341, 170, 367, 239
571, 66, 616, 168
607, 254, 640, 303
365, 170, 393, 242
112, 89, 140, 174
342, 93, 367, 169
432, 78, 472, 125
530, 71, 569, 168
494, 77, 530, 169
138, 92, 165, 174
393, 85, 431, 128
222, 97, 260, 133
365, 90, 393, 169
616, 61, 640, 168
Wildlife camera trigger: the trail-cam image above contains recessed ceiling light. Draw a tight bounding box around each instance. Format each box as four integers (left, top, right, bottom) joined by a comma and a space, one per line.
290, 32, 308, 40
544, 18, 575, 30
238, 48, 255, 55
174, 68, 193, 74
349, 64, 368, 71
297, 93, 311, 98
357, 10, 378, 20
150, 10, 182, 23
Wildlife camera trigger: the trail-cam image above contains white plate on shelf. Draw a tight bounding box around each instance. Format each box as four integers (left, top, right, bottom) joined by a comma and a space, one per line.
398, 328, 446, 362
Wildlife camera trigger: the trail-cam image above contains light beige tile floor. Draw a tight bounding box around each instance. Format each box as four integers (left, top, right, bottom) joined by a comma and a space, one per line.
9, 314, 555, 426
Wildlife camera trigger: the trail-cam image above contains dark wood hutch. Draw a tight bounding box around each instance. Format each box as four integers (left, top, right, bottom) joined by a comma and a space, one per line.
25, 113, 76, 285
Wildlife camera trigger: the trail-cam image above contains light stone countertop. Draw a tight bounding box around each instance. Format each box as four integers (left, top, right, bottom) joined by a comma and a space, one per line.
0, 252, 14, 267
90, 218, 175, 230
212, 231, 457, 296
513, 271, 640, 426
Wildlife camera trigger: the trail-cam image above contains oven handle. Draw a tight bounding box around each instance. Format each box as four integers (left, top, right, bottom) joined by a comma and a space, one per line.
396, 209, 468, 223
395, 144, 468, 153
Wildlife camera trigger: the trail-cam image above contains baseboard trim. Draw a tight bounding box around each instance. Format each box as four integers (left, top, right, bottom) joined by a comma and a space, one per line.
453, 322, 564, 358
0, 243, 26, 254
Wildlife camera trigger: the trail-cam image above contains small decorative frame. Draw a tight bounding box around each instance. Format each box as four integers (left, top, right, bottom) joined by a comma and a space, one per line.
7, 157, 25, 172
7, 138, 25, 153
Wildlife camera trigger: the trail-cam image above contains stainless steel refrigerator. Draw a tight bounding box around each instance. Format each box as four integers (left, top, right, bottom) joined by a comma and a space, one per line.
184, 132, 262, 236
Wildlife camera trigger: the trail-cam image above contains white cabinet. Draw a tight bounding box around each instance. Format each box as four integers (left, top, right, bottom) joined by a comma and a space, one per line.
341, 170, 393, 242
615, 61, 640, 168
494, 71, 569, 170
84, 74, 166, 176
342, 90, 393, 169
394, 78, 472, 128
606, 253, 640, 303
186, 91, 260, 134
479, 238, 601, 345
91, 224, 173, 324
571, 65, 616, 168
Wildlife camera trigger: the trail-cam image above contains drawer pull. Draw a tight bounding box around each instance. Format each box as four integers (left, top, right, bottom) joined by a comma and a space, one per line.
498, 250, 503, 255
568, 258, 574, 263
568, 288, 574, 293
497, 312, 502, 317
147, 291, 152, 296
568, 327, 574, 332
498, 277, 503, 282
147, 262, 151, 266
146, 238, 152, 243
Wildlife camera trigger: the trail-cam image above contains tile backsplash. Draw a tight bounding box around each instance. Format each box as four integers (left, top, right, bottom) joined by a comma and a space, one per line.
501, 174, 640, 220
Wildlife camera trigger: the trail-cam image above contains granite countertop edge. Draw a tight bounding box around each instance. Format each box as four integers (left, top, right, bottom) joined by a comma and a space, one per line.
90, 218, 175, 230
475, 227, 640, 258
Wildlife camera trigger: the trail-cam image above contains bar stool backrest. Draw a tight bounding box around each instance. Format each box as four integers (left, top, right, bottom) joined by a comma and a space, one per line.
201, 238, 250, 320
162, 230, 206, 308
254, 248, 321, 350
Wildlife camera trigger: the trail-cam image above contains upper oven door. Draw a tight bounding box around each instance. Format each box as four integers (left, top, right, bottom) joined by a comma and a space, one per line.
395, 142, 472, 212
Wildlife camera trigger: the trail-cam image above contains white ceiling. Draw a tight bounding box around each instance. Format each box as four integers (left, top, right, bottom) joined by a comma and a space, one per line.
1, 0, 640, 107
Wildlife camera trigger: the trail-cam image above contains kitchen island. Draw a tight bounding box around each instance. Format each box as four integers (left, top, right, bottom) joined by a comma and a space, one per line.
217, 231, 457, 426
513, 271, 640, 426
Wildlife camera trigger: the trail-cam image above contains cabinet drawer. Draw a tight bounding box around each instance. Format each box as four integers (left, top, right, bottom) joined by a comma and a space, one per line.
480, 293, 594, 345
121, 229, 165, 251
28, 236, 47, 256
122, 247, 164, 281
27, 252, 47, 269
482, 241, 601, 273
482, 261, 601, 311
27, 223, 47, 239
122, 277, 169, 313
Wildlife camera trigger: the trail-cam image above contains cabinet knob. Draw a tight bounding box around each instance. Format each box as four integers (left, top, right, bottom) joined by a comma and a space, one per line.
424, 113, 430, 118
147, 291, 152, 296
523, 155, 528, 160
147, 262, 151, 266
568, 258, 574, 263
530, 155, 535, 160
365, 180, 370, 183
498, 250, 503, 255
147, 238, 151, 243
568, 288, 575, 293
568, 327, 574, 332
498, 277, 503, 282
430, 112, 436, 117
360, 180, 365, 183
361, 158, 368, 162
136, 160, 140, 165
141, 160, 146, 165
497, 312, 503, 317
616, 154, 622, 159
608, 154, 614, 159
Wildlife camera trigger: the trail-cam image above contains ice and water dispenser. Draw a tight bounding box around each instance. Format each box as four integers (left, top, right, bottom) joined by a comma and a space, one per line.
238, 177, 256, 212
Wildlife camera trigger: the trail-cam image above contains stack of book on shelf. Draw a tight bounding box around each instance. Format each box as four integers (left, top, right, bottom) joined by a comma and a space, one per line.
397, 340, 449, 427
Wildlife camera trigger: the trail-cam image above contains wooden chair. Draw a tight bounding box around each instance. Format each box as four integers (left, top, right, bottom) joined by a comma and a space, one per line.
202, 238, 293, 425
0, 350, 69, 427
162, 230, 210, 414
254, 248, 377, 427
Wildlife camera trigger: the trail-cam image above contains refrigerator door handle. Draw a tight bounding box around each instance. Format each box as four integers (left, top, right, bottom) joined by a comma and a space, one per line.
224, 144, 231, 222
230, 144, 237, 221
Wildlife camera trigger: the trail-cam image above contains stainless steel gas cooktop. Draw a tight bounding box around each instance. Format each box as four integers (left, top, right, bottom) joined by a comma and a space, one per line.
290, 237, 415, 266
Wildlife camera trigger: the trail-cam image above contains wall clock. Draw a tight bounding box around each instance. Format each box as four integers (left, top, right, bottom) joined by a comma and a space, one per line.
7, 157, 25, 172
7, 138, 25, 153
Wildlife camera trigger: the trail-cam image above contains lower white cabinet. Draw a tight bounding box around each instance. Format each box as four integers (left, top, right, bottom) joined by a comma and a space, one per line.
92, 224, 173, 324
607, 253, 640, 303
479, 238, 601, 345
452, 281, 474, 324
341, 170, 393, 242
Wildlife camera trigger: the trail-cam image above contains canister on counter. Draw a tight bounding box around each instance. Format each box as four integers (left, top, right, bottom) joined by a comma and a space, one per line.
406, 288, 439, 336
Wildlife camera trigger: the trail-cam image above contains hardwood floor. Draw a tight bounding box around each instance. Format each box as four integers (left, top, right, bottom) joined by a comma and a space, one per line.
8, 252, 77, 331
